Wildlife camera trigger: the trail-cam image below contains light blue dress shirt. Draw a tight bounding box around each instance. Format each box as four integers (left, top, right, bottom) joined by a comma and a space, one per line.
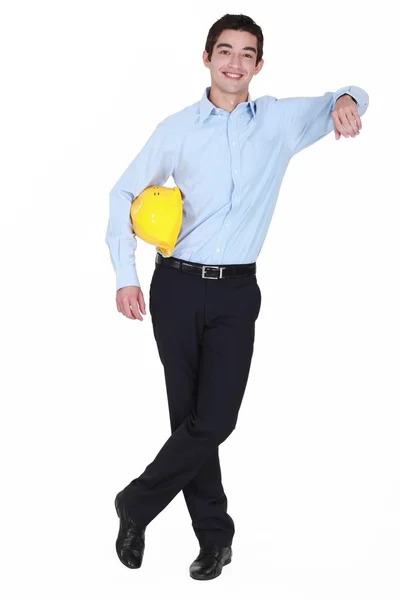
106, 84, 369, 290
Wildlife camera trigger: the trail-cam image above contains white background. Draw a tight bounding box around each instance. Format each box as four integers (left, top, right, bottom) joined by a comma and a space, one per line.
1, 1, 399, 598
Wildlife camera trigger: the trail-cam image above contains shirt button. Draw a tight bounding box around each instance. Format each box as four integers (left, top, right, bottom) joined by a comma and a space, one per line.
234, 169, 238, 174
232, 141, 236, 146
216, 248, 220, 252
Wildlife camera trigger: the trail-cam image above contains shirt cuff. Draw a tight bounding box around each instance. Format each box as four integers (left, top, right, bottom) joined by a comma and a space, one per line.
333, 85, 369, 115
116, 265, 141, 291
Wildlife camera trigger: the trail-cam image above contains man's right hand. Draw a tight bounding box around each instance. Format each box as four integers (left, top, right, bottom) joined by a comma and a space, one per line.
116, 286, 146, 321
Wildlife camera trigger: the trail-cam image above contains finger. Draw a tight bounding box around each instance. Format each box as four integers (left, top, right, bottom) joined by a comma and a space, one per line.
137, 291, 147, 315
338, 109, 353, 137
127, 299, 143, 321
334, 125, 341, 140
332, 112, 349, 138
128, 305, 136, 319
342, 108, 359, 136
353, 109, 362, 131
121, 298, 136, 320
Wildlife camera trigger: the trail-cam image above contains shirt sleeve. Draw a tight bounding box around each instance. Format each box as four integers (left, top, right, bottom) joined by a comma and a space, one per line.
105, 119, 175, 291
276, 85, 369, 156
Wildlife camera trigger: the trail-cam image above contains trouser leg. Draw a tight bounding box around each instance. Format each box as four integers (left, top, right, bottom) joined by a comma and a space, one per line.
122, 263, 261, 545
182, 448, 234, 547
150, 264, 236, 545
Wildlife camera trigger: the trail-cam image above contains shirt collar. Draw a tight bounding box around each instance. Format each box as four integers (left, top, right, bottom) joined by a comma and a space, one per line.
199, 86, 256, 123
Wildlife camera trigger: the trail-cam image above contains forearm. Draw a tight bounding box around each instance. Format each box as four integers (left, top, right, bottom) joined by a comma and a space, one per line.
105, 187, 141, 291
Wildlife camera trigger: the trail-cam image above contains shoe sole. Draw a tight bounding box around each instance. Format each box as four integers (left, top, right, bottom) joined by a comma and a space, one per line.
189, 554, 232, 580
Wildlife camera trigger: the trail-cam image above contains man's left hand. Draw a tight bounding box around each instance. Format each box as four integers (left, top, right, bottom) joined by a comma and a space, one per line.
332, 95, 362, 140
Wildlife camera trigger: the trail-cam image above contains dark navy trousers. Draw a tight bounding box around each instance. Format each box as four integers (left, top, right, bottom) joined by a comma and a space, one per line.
123, 256, 262, 547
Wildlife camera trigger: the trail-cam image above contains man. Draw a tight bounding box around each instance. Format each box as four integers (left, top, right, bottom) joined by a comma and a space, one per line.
105, 13, 369, 581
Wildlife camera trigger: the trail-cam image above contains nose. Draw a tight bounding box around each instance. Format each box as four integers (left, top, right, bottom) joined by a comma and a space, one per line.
227, 54, 244, 70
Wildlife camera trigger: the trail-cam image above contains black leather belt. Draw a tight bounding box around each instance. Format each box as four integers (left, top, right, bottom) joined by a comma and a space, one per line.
155, 252, 256, 279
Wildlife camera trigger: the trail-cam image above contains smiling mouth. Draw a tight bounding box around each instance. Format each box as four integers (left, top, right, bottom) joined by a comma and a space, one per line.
223, 72, 243, 80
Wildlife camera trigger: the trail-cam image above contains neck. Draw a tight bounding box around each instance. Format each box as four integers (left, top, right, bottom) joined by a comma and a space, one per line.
208, 85, 249, 113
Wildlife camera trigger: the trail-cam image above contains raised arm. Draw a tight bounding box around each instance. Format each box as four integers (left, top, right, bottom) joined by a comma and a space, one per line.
276, 85, 369, 156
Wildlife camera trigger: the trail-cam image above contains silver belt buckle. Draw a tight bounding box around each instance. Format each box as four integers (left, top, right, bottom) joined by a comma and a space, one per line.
201, 265, 225, 279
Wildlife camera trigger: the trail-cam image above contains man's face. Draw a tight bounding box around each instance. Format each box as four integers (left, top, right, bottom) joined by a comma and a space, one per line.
203, 29, 264, 96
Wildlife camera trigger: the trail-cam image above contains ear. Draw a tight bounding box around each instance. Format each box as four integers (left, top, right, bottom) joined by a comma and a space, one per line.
254, 58, 264, 75
202, 50, 211, 68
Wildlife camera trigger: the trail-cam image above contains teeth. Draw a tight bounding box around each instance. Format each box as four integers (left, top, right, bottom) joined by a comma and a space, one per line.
224, 73, 242, 78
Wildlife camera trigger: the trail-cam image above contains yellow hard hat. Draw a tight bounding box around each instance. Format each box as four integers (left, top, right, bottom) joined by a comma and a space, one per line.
130, 185, 183, 257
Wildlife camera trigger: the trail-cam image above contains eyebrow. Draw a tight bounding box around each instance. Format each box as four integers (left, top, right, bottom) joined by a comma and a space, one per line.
216, 43, 257, 54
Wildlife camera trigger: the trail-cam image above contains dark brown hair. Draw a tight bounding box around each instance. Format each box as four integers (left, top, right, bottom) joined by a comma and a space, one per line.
205, 14, 264, 66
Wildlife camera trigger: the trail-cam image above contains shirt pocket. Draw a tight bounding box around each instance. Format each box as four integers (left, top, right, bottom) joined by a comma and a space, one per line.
241, 133, 280, 175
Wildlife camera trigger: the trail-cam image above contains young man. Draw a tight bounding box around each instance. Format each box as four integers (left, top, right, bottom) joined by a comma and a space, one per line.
106, 13, 369, 580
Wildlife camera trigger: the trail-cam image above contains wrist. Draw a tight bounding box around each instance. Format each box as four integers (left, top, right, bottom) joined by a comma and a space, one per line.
340, 93, 358, 105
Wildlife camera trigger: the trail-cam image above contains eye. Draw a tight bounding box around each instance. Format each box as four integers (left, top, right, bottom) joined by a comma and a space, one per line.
220, 50, 253, 58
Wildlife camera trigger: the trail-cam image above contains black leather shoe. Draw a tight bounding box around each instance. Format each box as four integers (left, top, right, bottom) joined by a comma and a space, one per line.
115, 490, 146, 569
189, 545, 232, 580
